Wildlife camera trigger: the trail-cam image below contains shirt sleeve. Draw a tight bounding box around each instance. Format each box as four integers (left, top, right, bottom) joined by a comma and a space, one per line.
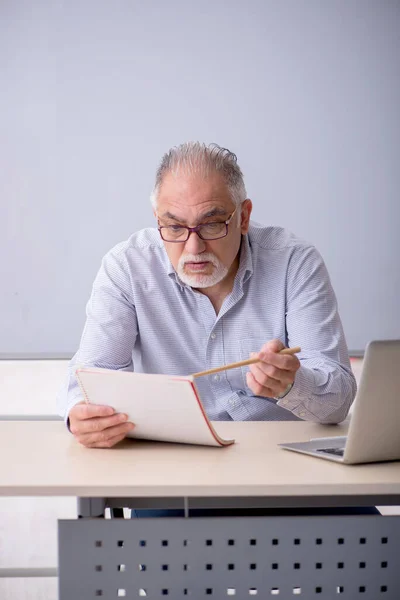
276, 245, 357, 423
56, 246, 138, 423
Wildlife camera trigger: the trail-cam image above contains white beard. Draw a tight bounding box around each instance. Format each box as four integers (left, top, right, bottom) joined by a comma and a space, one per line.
177, 252, 228, 289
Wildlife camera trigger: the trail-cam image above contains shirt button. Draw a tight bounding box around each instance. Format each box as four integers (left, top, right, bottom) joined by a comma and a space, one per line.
280, 399, 288, 405
299, 411, 306, 417
210, 332, 216, 339
213, 374, 220, 382
229, 398, 237, 407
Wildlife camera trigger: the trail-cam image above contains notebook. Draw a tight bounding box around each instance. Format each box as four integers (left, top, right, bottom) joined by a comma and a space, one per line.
75, 367, 234, 447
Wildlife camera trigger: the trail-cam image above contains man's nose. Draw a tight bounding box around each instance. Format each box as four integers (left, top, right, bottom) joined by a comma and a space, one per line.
184, 230, 206, 254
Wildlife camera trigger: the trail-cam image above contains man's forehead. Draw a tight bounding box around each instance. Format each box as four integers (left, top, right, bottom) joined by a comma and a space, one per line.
156, 172, 235, 221
158, 204, 231, 223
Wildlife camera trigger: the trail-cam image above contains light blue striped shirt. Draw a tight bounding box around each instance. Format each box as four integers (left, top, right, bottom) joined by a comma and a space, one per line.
57, 222, 356, 424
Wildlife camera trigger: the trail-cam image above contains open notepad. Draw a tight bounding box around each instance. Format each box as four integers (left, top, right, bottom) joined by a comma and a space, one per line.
76, 367, 234, 447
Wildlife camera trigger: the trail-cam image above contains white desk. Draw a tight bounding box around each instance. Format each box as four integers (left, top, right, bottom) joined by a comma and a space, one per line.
1, 420, 400, 599
1, 420, 399, 503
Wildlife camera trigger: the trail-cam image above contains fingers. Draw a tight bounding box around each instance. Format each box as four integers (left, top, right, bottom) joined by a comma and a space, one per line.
261, 339, 285, 354
246, 371, 278, 397
70, 411, 129, 435
252, 339, 301, 371
249, 361, 292, 389
76, 421, 135, 448
261, 350, 299, 370
69, 402, 136, 447
69, 402, 115, 422
246, 339, 300, 397
85, 430, 132, 449
250, 354, 286, 379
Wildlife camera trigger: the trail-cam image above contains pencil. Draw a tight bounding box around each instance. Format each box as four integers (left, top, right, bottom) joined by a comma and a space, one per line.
191, 346, 301, 378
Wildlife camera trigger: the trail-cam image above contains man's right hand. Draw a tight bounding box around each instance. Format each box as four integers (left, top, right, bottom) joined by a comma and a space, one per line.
69, 402, 135, 448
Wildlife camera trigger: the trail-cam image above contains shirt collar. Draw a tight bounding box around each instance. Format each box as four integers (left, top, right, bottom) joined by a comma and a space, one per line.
236, 233, 254, 287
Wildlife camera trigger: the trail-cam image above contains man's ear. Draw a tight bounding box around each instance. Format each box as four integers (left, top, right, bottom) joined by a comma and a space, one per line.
240, 199, 253, 234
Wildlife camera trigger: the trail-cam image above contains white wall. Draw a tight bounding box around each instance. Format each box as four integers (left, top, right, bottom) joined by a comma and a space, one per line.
1, 0, 399, 354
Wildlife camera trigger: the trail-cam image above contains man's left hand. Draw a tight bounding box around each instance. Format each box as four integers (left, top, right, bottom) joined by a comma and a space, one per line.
246, 339, 300, 398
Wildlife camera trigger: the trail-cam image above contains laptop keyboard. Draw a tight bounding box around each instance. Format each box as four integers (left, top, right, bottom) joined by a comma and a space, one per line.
316, 447, 345, 457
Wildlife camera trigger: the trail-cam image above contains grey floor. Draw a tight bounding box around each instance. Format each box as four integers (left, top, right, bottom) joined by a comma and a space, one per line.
0, 359, 398, 599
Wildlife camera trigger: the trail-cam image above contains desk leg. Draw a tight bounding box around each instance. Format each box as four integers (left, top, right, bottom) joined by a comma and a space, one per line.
77, 497, 106, 518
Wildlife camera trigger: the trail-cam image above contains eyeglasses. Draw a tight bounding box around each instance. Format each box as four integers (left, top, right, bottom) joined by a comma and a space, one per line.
158, 206, 239, 243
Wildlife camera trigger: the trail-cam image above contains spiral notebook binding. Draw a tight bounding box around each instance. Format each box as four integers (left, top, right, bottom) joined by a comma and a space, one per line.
75, 366, 90, 403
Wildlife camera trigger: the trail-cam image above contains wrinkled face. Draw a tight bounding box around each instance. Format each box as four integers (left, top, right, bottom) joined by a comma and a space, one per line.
155, 171, 252, 289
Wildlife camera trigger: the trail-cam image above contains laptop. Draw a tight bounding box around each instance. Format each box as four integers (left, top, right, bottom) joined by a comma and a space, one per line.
279, 340, 400, 464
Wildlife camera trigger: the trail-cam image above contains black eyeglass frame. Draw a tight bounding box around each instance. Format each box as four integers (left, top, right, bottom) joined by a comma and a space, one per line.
157, 206, 239, 243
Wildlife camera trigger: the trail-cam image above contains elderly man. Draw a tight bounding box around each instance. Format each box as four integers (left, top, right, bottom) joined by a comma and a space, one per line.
57, 142, 356, 449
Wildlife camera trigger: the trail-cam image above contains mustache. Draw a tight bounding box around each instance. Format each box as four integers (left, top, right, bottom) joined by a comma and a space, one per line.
180, 253, 219, 267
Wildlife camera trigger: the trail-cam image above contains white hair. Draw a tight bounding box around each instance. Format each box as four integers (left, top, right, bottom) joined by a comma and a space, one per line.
150, 142, 247, 208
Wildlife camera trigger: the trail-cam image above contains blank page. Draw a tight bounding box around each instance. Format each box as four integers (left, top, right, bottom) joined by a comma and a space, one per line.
76, 367, 234, 447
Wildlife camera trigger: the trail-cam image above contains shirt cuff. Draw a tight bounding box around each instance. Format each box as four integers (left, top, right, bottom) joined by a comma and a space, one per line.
276, 365, 316, 419
64, 395, 84, 432
274, 382, 293, 400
